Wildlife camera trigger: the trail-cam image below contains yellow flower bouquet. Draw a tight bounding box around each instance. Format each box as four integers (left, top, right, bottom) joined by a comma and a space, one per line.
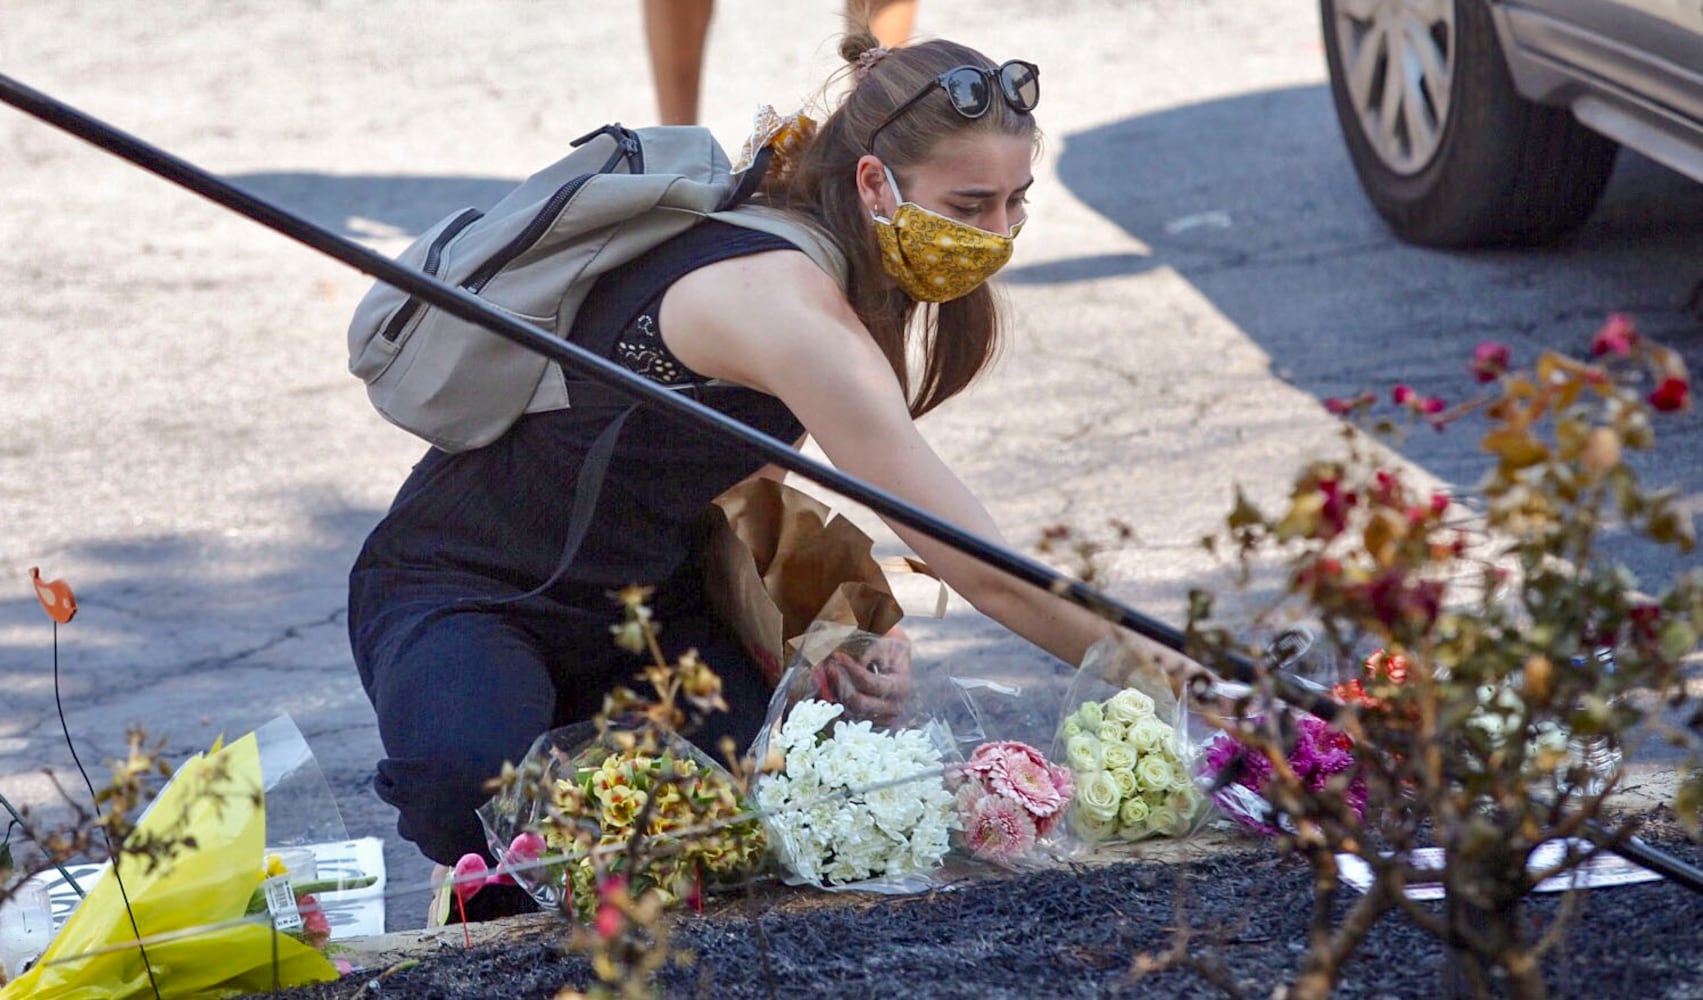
479, 723, 765, 922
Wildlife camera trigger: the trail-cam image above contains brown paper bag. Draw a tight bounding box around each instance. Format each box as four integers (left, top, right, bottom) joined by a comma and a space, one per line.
702, 478, 909, 687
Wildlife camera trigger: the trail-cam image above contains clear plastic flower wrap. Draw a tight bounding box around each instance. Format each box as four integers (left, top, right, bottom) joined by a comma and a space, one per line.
746, 623, 963, 892
912, 652, 1079, 869
1049, 636, 1208, 846
477, 721, 766, 921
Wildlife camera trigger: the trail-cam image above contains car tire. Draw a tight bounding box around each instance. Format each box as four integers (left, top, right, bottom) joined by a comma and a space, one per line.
1321, 0, 1619, 248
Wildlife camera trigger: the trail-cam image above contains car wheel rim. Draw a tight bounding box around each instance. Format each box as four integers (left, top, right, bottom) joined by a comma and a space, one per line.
1333, 0, 1456, 175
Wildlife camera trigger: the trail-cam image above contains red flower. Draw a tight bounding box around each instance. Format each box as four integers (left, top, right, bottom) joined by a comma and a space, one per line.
1392, 385, 1416, 405
1471, 341, 1511, 382
1649, 376, 1690, 412
1364, 648, 1411, 684
1590, 314, 1637, 357
1324, 397, 1354, 416
298, 893, 331, 949
595, 901, 623, 940
1331, 679, 1381, 709
1420, 396, 1447, 415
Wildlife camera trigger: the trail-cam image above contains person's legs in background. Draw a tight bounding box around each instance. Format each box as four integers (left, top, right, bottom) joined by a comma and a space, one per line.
860, 0, 917, 48
642, 0, 917, 127
643, 0, 715, 126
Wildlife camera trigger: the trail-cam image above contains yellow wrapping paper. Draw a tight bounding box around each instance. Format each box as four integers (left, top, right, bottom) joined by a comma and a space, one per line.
1, 732, 339, 999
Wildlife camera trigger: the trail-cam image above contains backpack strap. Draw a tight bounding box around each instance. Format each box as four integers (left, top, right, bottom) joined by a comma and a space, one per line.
719, 145, 774, 211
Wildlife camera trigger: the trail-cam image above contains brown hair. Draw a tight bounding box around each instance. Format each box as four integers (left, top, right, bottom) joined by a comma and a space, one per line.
765, 33, 1039, 418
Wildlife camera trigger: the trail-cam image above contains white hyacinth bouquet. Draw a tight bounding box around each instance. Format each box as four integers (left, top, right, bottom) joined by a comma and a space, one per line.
752, 698, 957, 887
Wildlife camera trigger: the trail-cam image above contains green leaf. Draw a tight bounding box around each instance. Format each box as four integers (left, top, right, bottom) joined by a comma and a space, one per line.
1658, 620, 1700, 662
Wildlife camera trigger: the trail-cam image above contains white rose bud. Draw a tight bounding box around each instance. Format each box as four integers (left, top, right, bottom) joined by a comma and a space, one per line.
1128, 717, 1172, 754
1061, 717, 1084, 740
1147, 805, 1181, 838
1109, 767, 1138, 798
1065, 734, 1104, 772
1136, 754, 1176, 793
1077, 770, 1122, 822
1098, 719, 1129, 744
1075, 701, 1105, 733
1119, 795, 1151, 829
1101, 741, 1138, 773
1105, 688, 1156, 724
1071, 807, 1119, 843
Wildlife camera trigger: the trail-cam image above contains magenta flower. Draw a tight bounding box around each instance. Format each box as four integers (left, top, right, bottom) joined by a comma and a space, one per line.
1201, 716, 1366, 836
1591, 314, 1637, 357
1392, 385, 1416, 406
1471, 341, 1511, 383
963, 793, 1039, 864
452, 853, 491, 904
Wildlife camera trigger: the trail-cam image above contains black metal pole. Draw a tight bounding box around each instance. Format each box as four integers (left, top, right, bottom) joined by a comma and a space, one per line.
0, 70, 1213, 669
3, 71, 1699, 895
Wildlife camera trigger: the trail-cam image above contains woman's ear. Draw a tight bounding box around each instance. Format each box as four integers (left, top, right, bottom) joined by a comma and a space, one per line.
855, 155, 892, 218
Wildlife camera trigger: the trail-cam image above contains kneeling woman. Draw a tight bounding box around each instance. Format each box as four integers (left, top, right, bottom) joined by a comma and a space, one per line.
348, 31, 1200, 918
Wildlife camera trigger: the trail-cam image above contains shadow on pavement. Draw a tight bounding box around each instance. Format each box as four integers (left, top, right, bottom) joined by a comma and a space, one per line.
1031, 82, 1703, 586
227, 172, 519, 240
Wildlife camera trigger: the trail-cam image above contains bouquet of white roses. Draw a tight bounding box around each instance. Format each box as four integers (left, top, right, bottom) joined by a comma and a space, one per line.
1053, 638, 1205, 844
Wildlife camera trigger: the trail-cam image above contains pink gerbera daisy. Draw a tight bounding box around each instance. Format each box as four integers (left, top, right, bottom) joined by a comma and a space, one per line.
988, 750, 1067, 818
963, 793, 1038, 864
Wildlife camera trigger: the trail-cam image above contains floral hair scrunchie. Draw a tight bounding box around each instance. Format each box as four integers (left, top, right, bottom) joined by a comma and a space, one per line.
732, 105, 818, 193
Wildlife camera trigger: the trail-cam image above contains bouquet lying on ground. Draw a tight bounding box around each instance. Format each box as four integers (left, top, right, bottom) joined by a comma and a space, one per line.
479, 723, 766, 921
1198, 715, 1366, 836
753, 696, 957, 887
1054, 637, 1206, 845
949, 741, 1074, 866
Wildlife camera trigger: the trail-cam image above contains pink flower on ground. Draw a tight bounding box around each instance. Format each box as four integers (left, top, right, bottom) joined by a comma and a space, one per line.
452, 853, 490, 904
1591, 314, 1637, 357
1471, 341, 1511, 383
492, 831, 547, 886
962, 793, 1039, 864
298, 893, 331, 948
1650, 376, 1690, 413
987, 746, 1062, 817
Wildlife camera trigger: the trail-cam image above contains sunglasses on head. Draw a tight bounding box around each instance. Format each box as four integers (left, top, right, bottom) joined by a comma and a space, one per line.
867, 59, 1040, 153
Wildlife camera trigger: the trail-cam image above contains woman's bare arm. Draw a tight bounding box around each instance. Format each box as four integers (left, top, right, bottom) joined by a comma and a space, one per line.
661, 249, 1204, 680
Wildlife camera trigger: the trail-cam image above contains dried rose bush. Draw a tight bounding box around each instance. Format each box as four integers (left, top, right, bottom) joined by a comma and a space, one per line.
1186, 316, 1702, 999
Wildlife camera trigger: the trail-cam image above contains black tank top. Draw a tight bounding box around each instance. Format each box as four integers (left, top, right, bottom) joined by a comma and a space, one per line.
351, 220, 807, 601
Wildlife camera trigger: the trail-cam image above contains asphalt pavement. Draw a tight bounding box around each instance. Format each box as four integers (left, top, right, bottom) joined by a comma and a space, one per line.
1, 0, 1698, 933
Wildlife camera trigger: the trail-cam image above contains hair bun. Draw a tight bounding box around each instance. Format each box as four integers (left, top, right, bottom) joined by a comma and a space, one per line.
840, 31, 891, 83
838, 30, 881, 64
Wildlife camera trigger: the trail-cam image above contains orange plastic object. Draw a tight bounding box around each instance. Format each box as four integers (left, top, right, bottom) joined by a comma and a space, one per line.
29, 567, 77, 624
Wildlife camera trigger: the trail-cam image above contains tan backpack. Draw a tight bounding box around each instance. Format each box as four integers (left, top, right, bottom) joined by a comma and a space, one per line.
347, 124, 846, 452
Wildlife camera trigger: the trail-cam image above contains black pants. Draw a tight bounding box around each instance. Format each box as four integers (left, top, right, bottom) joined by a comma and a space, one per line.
351, 574, 770, 869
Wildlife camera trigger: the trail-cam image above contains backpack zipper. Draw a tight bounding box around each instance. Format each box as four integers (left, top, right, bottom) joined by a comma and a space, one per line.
379, 207, 484, 342
460, 126, 643, 297
459, 173, 595, 295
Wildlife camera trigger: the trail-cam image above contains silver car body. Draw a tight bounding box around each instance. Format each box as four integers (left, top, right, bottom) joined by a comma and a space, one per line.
1492, 0, 1703, 181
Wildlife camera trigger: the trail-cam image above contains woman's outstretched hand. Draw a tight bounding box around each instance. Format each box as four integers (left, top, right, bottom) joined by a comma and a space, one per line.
815, 626, 914, 726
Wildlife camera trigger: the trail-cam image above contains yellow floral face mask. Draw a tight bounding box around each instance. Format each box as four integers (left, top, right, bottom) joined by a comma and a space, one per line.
872, 167, 1021, 303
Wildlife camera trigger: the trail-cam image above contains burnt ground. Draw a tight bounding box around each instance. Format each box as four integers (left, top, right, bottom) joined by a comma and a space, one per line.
247, 817, 1703, 1000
